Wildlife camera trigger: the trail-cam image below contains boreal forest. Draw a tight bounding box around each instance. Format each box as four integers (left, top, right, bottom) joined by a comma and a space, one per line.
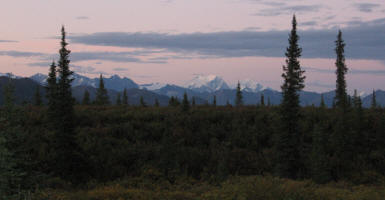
1, 16, 384, 200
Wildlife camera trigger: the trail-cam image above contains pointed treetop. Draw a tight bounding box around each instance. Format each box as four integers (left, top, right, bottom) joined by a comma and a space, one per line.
61, 25, 68, 48
371, 89, 377, 108
292, 15, 297, 28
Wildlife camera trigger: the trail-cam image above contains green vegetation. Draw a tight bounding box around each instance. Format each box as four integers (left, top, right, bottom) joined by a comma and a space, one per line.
1, 18, 384, 199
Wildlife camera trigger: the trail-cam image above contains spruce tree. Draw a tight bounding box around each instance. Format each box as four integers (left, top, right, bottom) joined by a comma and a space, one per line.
33, 86, 42, 106
122, 88, 128, 105
334, 30, 348, 110
353, 90, 362, 109
213, 95, 217, 106
331, 31, 353, 180
260, 93, 265, 106
320, 94, 326, 108
235, 81, 243, 106
82, 90, 90, 105
182, 92, 190, 112
371, 90, 377, 108
116, 93, 122, 105
277, 15, 306, 179
154, 98, 160, 107
191, 97, 196, 106
52, 26, 83, 182
46, 61, 57, 117
95, 74, 110, 105
169, 96, 180, 107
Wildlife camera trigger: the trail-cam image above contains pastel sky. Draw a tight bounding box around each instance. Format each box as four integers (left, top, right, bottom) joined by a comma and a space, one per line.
0, 0, 385, 93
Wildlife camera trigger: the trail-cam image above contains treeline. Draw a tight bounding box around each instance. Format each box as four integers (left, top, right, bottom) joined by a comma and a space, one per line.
0, 16, 385, 199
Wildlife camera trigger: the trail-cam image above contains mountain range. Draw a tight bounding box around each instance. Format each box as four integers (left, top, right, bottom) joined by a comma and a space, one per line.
0, 72, 384, 107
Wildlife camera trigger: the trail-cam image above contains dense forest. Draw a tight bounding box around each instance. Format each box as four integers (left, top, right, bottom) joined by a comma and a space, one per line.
1, 16, 385, 199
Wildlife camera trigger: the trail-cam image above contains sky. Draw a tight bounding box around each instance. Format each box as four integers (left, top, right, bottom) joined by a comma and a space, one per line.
0, 0, 385, 93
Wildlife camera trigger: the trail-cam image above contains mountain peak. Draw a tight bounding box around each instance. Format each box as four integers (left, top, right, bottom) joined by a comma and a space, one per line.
29, 72, 138, 91
185, 74, 229, 92
236, 79, 265, 93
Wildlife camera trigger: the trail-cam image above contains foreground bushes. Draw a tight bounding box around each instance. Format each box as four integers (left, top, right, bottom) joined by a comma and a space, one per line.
33, 175, 385, 200
2, 105, 385, 197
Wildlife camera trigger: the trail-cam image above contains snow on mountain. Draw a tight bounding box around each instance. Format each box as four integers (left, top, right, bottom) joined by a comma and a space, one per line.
29, 73, 138, 91
185, 75, 229, 93
72, 73, 95, 87
140, 82, 167, 91
30, 73, 47, 84
233, 79, 266, 93
0, 72, 22, 79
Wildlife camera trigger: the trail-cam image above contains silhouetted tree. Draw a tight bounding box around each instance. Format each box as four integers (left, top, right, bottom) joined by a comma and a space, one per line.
46, 61, 57, 117
277, 15, 306, 179
191, 97, 196, 106
334, 30, 348, 110
52, 26, 82, 182
320, 94, 326, 108
260, 93, 265, 106
371, 90, 377, 108
182, 92, 190, 112
235, 81, 243, 106
122, 88, 128, 105
169, 96, 180, 107
213, 95, 217, 106
95, 74, 110, 105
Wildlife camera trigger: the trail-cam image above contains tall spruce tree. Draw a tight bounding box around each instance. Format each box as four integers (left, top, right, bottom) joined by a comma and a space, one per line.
46, 61, 57, 118
33, 86, 42, 106
213, 95, 217, 106
95, 74, 110, 105
320, 94, 326, 108
260, 93, 265, 106
52, 26, 83, 182
122, 88, 128, 105
277, 15, 306, 179
182, 92, 190, 112
371, 90, 377, 108
331, 30, 354, 180
334, 30, 348, 110
235, 81, 243, 106
82, 90, 90, 105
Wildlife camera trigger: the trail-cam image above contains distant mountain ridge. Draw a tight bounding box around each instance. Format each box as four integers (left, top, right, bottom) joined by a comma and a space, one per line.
29, 73, 139, 91
1, 72, 384, 107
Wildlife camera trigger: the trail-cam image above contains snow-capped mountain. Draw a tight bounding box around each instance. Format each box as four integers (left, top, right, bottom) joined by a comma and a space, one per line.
185, 75, 229, 93
30, 73, 48, 85
29, 73, 138, 91
233, 79, 266, 93
140, 82, 167, 91
0, 72, 22, 79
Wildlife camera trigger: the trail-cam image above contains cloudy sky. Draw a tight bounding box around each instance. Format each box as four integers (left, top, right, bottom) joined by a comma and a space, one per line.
0, 0, 385, 93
